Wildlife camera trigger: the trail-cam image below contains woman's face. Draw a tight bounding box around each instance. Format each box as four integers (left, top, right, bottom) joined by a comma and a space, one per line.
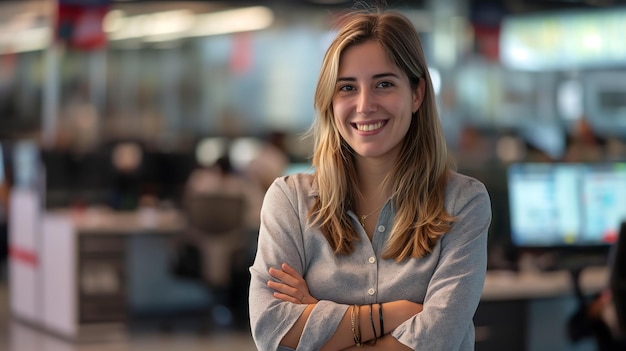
332, 40, 424, 162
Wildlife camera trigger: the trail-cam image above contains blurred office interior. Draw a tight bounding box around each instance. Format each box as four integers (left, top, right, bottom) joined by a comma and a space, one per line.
1, 0, 626, 350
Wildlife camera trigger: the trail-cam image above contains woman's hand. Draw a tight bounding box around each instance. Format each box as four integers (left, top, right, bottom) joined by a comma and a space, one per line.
268, 263, 319, 305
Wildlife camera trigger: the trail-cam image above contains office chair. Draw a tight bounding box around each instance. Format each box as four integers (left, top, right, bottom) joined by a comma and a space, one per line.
186, 194, 245, 236
183, 193, 248, 327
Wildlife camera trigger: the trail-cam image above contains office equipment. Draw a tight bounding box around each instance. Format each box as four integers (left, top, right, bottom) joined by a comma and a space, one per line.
507, 162, 626, 270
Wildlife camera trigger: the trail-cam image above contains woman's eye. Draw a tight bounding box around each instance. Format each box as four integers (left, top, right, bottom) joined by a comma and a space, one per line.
338, 85, 355, 92
377, 81, 393, 88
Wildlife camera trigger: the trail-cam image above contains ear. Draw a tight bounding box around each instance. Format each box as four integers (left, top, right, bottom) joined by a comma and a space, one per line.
411, 78, 426, 114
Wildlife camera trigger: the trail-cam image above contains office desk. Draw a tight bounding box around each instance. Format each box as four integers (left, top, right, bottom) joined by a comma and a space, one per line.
483, 267, 609, 300
477, 267, 609, 351
66, 207, 186, 235
10, 202, 188, 342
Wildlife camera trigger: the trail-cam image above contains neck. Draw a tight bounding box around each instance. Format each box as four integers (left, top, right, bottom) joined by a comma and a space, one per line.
355, 156, 393, 215
356, 156, 394, 197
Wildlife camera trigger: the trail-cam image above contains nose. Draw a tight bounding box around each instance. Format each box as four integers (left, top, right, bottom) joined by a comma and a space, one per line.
356, 89, 377, 115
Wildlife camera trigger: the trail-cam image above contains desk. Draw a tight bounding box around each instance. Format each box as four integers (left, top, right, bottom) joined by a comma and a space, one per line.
477, 267, 609, 351
10, 201, 188, 342
483, 267, 609, 300
65, 206, 186, 235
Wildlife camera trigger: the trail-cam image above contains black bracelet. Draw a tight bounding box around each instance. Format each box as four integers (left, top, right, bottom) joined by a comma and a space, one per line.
378, 302, 384, 338
366, 304, 378, 346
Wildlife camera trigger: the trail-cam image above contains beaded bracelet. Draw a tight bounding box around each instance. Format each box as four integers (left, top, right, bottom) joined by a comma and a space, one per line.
350, 305, 362, 347
350, 305, 357, 345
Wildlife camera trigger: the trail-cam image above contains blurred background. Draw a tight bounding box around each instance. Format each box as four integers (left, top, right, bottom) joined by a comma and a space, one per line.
1, 0, 626, 350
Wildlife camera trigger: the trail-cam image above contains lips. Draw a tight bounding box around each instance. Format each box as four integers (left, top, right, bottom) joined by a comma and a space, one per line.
352, 120, 387, 132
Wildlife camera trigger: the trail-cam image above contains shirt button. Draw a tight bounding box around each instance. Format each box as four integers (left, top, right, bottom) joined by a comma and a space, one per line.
377, 225, 385, 232
369, 256, 376, 264
368, 288, 375, 295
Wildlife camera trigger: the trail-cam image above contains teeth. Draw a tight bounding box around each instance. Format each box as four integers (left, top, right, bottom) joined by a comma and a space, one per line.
356, 122, 384, 132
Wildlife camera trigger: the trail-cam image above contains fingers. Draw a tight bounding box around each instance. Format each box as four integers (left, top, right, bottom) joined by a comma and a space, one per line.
269, 266, 303, 289
267, 264, 309, 304
267, 280, 305, 303
272, 291, 302, 304
268, 267, 296, 288
281, 263, 303, 279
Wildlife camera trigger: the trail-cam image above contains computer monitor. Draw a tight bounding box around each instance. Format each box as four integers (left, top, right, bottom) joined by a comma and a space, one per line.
507, 162, 626, 269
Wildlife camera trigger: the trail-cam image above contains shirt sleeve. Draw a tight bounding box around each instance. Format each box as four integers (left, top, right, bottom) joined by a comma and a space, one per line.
249, 177, 348, 351
392, 177, 492, 350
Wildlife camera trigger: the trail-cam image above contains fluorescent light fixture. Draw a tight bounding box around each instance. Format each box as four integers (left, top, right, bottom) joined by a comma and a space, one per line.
142, 10, 195, 42
108, 11, 195, 43
105, 6, 274, 44
582, 33, 602, 50
190, 6, 274, 37
106, 14, 147, 41
103, 9, 125, 33
0, 26, 50, 54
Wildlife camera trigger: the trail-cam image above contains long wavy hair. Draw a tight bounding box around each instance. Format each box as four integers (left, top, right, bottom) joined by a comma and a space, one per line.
308, 10, 456, 262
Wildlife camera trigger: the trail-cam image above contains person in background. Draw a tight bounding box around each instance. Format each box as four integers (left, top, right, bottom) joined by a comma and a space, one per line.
185, 153, 263, 231
181, 152, 264, 326
563, 117, 604, 162
245, 131, 289, 192
109, 142, 144, 210
249, 9, 491, 351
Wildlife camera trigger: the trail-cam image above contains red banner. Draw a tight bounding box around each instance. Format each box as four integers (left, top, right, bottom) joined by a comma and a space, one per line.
56, 2, 109, 50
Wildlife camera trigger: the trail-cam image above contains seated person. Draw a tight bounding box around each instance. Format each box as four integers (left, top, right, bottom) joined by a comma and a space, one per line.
569, 235, 626, 351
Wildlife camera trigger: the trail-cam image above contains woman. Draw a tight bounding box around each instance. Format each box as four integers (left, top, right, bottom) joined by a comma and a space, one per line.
249, 10, 491, 351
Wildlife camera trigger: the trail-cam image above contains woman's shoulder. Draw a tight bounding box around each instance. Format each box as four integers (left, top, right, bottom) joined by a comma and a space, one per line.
445, 170, 489, 201
270, 172, 318, 198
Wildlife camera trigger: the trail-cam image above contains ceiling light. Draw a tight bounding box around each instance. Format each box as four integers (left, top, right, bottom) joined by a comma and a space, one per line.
190, 6, 274, 37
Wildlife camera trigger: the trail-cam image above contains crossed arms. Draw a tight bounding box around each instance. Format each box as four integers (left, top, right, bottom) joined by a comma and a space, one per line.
269, 263, 422, 350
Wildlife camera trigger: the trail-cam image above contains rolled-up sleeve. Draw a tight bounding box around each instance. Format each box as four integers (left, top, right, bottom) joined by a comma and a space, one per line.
249, 177, 348, 351
392, 178, 491, 350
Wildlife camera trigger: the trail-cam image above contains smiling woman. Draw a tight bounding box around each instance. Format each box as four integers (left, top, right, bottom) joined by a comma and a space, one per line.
249, 9, 491, 351
332, 40, 423, 163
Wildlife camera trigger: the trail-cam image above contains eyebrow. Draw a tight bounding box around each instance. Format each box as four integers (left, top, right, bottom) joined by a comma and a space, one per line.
336, 72, 401, 82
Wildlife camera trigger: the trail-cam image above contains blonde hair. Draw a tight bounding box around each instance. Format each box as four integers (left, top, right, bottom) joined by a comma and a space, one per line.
308, 10, 456, 261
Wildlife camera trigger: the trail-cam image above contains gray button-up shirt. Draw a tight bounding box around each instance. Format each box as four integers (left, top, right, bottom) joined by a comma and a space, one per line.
249, 171, 491, 350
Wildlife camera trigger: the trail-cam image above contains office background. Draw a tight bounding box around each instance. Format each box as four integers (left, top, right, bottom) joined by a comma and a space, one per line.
1, 0, 626, 350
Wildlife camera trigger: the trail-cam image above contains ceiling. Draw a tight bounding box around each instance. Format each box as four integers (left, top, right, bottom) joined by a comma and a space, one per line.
1, 0, 626, 29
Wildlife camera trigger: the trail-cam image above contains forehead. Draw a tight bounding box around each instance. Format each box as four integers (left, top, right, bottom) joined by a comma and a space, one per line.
337, 40, 400, 76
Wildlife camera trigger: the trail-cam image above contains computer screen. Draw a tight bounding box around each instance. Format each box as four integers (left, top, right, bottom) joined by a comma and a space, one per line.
507, 162, 626, 248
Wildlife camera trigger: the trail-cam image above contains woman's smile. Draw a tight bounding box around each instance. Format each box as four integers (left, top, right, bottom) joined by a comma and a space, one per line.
352, 120, 388, 133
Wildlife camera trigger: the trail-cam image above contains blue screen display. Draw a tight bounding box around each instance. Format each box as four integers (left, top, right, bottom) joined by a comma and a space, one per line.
507, 162, 626, 247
